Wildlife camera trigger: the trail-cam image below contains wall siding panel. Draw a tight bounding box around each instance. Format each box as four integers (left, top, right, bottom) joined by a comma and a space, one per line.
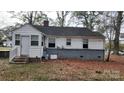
47, 37, 104, 50
12, 24, 43, 57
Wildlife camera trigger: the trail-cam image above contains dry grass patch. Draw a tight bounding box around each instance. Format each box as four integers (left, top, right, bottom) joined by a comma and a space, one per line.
0, 55, 124, 80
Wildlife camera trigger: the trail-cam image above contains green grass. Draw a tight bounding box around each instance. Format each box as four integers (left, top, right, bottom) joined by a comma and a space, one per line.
0, 58, 123, 81
0, 47, 11, 51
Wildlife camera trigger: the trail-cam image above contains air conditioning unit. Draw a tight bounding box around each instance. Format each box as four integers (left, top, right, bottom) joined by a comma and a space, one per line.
50, 54, 57, 59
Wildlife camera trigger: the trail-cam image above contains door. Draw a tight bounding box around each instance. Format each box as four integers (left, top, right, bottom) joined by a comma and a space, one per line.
21, 35, 30, 56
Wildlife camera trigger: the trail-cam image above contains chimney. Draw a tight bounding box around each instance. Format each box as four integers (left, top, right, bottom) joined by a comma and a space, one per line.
43, 20, 49, 27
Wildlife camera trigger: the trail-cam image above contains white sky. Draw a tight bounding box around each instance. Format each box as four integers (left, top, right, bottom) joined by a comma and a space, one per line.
0, 12, 21, 28
45, 11, 57, 20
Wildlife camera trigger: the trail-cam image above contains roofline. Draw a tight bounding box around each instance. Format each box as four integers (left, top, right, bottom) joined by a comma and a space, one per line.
11, 23, 47, 36
11, 24, 105, 39
46, 35, 105, 39
33, 25, 92, 30
30, 24, 47, 36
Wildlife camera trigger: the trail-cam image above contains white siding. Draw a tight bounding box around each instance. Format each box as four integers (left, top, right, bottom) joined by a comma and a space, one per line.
56, 38, 65, 48
120, 40, 124, 44
12, 24, 43, 58
29, 48, 43, 57
89, 39, 104, 49
46, 37, 104, 50
56, 38, 82, 49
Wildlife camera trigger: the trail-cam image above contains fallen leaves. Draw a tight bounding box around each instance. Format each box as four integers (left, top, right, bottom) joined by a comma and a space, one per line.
0, 55, 124, 80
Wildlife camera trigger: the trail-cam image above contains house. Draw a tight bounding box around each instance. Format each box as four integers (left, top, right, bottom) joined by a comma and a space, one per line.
0, 29, 12, 47
105, 33, 124, 44
9, 21, 105, 63
120, 33, 124, 44
2, 36, 12, 47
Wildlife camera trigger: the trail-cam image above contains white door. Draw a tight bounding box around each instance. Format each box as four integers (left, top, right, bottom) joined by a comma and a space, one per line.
21, 36, 30, 56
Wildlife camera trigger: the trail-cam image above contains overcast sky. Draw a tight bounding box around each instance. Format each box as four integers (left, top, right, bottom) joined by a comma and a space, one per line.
0, 12, 20, 28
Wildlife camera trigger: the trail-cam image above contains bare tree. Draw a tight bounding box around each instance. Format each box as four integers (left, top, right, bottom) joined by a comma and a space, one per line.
98, 12, 115, 61
55, 11, 70, 27
72, 11, 102, 30
9, 11, 48, 25
113, 11, 123, 55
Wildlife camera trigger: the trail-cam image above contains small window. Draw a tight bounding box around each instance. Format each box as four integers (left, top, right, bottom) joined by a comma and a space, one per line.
48, 38, 55, 48
98, 56, 101, 58
15, 34, 20, 45
41, 36, 45, 46
41, 42, 44, 46
31, 35, 39, 46
41, 36, 44, 46
83, 39, 88, 49
80, 56, 84, 58
66, 38, 71, 46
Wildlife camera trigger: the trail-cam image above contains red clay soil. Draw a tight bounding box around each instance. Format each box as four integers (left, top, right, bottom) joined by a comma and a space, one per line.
110, 55, 124, 63
46, 55, 124, 75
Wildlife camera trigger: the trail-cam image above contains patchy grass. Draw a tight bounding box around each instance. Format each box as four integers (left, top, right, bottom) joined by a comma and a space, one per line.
0, 55, 124, 81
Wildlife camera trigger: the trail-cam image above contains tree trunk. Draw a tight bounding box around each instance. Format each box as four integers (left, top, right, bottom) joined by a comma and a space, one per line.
113, 11, 123, 55
29, 12, 33, 25
106, 39, 112, 61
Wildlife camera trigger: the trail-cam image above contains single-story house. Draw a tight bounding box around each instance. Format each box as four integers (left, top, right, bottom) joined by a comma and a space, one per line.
0, 30, 12, 47
2, 37, 12, 47
9, 21, 105, 63
119, 33, 124, 44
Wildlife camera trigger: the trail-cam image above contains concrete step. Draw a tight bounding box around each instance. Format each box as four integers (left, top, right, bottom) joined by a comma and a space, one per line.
10, 61, 27, 64
15, 56, 28, 59
12, 56, 29, 63
13, 58, 26, 62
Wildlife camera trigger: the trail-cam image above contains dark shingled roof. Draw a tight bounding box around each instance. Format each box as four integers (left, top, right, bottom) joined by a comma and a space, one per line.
32, 25, 105, 38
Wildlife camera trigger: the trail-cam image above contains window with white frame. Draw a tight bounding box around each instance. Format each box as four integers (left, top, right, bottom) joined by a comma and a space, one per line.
66, 38, 71, 46
31, 35, 39, 46
15, 34, 20, 45
48, 38, 55, 48
83, 39, 88, 49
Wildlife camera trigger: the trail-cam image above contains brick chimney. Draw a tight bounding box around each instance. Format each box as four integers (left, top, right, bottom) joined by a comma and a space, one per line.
43, 20, 49, 27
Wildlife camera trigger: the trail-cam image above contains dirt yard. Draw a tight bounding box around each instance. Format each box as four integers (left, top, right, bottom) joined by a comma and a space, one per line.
0, 55, 124, 81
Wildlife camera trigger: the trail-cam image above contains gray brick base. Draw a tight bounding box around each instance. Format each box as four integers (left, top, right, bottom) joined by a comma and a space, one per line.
43, 49, 105, 60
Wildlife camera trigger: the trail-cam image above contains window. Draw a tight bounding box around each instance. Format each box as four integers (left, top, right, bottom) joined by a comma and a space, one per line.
48, 38, 55, 48
66, 38, 71, 46
15, 34, 20, 45
98, 56, 101, 58
83, 39, 88, 49
31, 35, 39, 46
41, 36, 45, 46
41, 42, 44, 46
